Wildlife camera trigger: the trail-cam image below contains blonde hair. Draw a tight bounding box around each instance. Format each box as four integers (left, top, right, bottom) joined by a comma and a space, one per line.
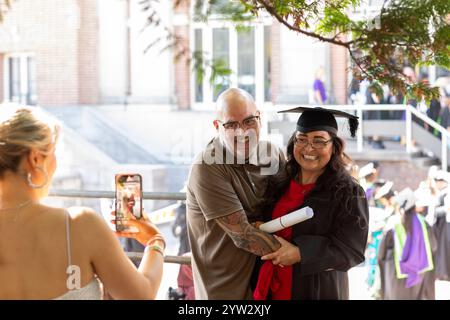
0, 105, 60, 177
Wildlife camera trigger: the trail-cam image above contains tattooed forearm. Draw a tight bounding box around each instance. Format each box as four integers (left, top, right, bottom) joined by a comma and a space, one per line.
215, 210, 281, 256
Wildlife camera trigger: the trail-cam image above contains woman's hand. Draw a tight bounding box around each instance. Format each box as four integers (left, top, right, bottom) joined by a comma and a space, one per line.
251, 221, 264, 229
111, 211, 163, 246
260, 235, 301, 267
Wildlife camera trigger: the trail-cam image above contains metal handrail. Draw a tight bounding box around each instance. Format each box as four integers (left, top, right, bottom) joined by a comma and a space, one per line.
48, 190, 188, 265
49, 190, 186, 201
407, 105, 450, 168
127, 252, 191, 265
307, 104, 450, 140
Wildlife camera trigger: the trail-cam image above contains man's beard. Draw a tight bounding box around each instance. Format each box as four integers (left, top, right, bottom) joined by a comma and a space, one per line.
219, 129, 259, 163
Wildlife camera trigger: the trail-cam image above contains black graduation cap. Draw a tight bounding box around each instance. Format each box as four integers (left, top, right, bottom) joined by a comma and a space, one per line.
278, 106, 359, 137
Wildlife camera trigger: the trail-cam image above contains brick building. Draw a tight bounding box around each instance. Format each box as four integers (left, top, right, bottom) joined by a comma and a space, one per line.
0, 0, 375, 109
0, 0, 99, 106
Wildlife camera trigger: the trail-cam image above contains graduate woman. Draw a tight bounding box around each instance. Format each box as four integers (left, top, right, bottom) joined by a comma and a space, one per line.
377, 188, 436, 300
253, 107, 369, 300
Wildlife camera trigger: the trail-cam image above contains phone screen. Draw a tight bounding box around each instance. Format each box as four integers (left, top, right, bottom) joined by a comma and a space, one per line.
115, 174, 142, 232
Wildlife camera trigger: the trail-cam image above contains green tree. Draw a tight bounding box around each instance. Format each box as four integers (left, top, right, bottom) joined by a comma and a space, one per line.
143, 0, 450, 101
2, 0, 448, 100
244, 0, 450, 100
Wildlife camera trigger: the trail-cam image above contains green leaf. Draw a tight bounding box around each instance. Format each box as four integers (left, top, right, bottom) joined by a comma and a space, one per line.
316, 7, 353, 34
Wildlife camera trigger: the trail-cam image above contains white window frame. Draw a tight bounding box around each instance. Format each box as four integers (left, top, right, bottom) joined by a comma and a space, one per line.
3, 52, 36, 105
189, 16, 273, 110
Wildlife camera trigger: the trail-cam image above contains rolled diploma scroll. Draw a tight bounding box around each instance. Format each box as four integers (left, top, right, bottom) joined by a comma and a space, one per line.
259, 206, 314, 233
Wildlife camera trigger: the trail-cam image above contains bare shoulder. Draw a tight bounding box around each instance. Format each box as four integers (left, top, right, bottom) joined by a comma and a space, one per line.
66, 206, 107, 231
65, 207, 114, 253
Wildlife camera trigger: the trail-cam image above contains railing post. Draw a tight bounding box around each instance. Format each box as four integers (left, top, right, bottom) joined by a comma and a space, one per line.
357, 107, 363, 152
405, 107, 412, 154
442, 134, 448, 171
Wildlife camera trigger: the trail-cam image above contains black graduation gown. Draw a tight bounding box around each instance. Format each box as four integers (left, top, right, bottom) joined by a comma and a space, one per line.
377, 215, 437, 300
284, 183, 369, 299
433, 215, 450, 281
432, 191, 450, 280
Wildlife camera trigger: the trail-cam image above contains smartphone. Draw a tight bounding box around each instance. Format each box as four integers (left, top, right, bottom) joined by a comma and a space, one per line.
115, 173, 143, 232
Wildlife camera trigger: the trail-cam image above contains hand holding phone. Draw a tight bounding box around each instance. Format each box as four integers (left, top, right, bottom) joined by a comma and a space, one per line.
113, 215, 163, 246
115, 173, 143, 232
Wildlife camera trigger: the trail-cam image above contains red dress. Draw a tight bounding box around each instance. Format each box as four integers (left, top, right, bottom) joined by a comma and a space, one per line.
254, 179, 315, 300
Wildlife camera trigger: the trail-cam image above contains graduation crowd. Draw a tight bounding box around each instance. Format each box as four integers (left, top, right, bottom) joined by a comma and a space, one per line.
358, 162, 450, 299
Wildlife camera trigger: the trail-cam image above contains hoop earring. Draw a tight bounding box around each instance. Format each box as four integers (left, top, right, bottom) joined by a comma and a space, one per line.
27, 167, 48, 189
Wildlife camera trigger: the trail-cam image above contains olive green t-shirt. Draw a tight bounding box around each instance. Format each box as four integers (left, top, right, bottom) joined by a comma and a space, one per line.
186, 137, 285, 300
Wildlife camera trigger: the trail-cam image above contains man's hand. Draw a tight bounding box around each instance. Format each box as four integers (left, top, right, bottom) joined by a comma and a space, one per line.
251, 221, 264, 229
261, 235, 301, 267
215, 210, 281, 256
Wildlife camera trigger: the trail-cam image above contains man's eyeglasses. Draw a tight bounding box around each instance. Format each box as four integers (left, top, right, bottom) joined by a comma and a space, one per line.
294, 137, 332, 149
217, 115, 260, 131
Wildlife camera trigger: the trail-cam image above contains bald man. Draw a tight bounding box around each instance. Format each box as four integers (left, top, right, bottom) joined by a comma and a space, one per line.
186, 88, 286, 299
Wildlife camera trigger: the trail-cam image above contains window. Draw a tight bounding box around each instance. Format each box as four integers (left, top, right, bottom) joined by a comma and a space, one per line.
212, 28, 230, 100
191, 21, 272, 108
8, 57, 21, 103
4, 54, 37, 105
27, 57, 37, 105
194, 29, 203, 102
237, 27, 255, 98
264, 25, 271, 101
209, 0, 231, 14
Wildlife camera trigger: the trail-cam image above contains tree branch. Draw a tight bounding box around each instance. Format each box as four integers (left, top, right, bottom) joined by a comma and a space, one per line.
254, 0, 353, 47
348, 49, 372, 80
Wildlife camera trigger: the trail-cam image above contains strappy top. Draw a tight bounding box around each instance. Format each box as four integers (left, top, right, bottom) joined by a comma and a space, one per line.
53, 211, 102, 300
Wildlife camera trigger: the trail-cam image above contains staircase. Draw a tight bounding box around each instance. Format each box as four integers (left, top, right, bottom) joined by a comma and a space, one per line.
410, 149, 441, 170
45, 106, 167, 165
